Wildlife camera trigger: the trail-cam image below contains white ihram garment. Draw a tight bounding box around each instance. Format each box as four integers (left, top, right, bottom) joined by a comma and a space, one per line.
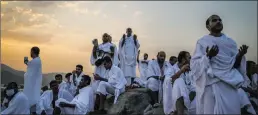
96, 65, 127, 104
36, 90, 74, 115
134, 60, 149, 87
56, 86, 94, 114
23, 57, 43, 107
146, 60, 172, 104
1, 92, 30, 114
191, 34, 245, 114
118, 35, 140, 86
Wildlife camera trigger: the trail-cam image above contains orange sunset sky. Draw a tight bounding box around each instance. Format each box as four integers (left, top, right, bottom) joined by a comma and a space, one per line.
1, 1, 257, 75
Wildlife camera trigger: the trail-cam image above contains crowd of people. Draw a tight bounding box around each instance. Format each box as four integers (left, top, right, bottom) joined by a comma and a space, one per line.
1, 14, 258, 115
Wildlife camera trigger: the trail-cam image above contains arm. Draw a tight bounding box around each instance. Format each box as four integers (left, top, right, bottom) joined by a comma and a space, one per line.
171, 69, 184, 83
110, 46, 115, 58
92, 46, 98, 59
63, 103, 76, 108
233, 53, 243, 68
137, 51, 140, 63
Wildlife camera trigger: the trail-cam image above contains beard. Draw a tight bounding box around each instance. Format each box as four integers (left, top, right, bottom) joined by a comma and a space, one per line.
158, 59, 164, 64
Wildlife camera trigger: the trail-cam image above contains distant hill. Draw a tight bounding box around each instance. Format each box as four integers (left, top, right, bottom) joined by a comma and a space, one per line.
1, 64, 65, 86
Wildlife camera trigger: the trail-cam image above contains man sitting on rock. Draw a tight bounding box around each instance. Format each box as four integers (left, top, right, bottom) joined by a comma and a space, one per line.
145, 51, 172, 108
94, 56, 127, 114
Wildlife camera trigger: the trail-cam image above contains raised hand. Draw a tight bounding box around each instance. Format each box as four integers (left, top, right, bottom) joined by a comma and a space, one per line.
206, 45, 219, 59
122, 34, 126, 39
180, 64, 190, 73
133, 34, 137, 45
72, 70, 76, 74
138, 50, 140, 54
239, 45, 248, 56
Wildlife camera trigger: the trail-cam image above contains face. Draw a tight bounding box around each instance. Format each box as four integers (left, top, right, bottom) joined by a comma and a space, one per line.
76, 67, 82, 74
79, 77, 89, 88
50, 82, 59, 93
55, 76, 62, 84
102, 34, 109, 43
126, 28, 132, 36
185, 53, 191, 64
104, 61, 112, 70
207, 15, 223, 33
6, 84, 17, 97
144, 54, 148, 60
169, 58, 177, 65
157, 52, 166, 63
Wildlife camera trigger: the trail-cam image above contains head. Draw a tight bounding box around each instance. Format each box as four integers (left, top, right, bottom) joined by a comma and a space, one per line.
143, 53, 148, 60
103, 56, 113, 70
169, 56, 178, 66
102, 33, 109, 43
157, 51, 166, 64
30, 46, 40, 58
79, 75, 91, 88
206, 15, 223, 33
65, 73, 72, 82
55, 74, 63, 84
50, 80, 59, 94
76, 65, 83, 74
41, 86, 49, 92
126, 28, 132, 36
178, 51, 191, 65
247, 61, 256, 76
6, 82, 18, 97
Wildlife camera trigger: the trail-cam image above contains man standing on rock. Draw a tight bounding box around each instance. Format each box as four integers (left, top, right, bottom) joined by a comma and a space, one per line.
191, 14, 248, 114
118, 28, 140, 87
23, 46, 42, 114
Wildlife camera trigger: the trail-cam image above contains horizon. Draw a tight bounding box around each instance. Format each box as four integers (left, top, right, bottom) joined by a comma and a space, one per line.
1, 1, 257, 75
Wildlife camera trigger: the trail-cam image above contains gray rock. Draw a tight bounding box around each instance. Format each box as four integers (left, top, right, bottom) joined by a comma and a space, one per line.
104, 88, 151, 115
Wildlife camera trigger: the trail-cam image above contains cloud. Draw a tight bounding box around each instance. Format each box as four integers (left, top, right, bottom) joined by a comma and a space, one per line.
1, 30, 53, 44
133, 11, 143, 17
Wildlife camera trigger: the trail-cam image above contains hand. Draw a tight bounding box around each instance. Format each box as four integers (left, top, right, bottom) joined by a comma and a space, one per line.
72, 70, 76, 74
180, 64, 190, 73
238, 45, 248, 56
138, 50, 140, 54
206, 45, 219, 59
94, 74, 101, 80
59, 102, 66, 107
41, 110, 46, 115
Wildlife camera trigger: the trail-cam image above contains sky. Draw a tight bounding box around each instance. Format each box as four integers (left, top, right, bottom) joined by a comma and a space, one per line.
1, 1, 257, 75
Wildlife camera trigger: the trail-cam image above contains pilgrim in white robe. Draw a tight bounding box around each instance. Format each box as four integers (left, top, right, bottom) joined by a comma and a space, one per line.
169, 63, 196, 114
118, 35, 140, 86
146, 59, 172, 105
90, 42, 119, 92
238, 88, 256, 114
69, 72, 84, 94
58, 80, 76, 96
96, 65, 127, 104
134, 60, 150, 87
1, 92, 30, 114
56, 86, 94, 114
251, 73, 258, 90
191, 34, 246, 114
36, 89, 74, 115
23, 57, 42, 109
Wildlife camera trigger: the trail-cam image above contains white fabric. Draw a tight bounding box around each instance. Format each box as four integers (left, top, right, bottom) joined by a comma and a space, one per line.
69, 72, 84, 87
96, 65, 127, 104
97, 81, 116, 95
61, 81, 77, 96
136, 60, 150, 87
36, 90, 74, 115
1, 92, 30, 114
56, 86, 94, 115
59, 81, 67, 91
238, 88, 256, 114
118, 35, 140, 80
190, 34, 245, 114
146, 60, 172, 104
23, 57, 42, 106
90, 42, 119, 66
